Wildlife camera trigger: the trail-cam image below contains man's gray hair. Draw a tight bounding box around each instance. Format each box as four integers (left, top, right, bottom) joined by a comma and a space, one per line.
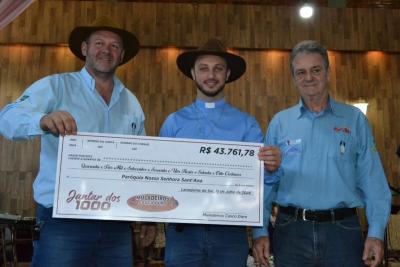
289, 40, 329, 76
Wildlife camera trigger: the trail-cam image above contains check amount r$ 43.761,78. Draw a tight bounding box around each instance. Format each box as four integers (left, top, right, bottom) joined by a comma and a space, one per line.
199, 146, 255, 157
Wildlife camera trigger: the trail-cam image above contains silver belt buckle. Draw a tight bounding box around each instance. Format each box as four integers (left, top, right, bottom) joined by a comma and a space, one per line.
302, 209, 308, 221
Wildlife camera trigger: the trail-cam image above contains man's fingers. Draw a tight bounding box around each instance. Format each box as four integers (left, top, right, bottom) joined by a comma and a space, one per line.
258, 146, 280, 160
45, 119, 57, 133
60, 112, 77, 135
258, 146, 281, 172
263, 156, 279, 164
53, 116, 67, 135
252, 248, 259, 263
252, 236, 270, 266
363, 238, 384, 267
259, 146, 279, 154
363, 252, 379, 267
41, 115, 62, 135
40, 111, 77, 136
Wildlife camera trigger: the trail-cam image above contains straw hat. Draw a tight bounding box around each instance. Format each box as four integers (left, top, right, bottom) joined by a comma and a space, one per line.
176, 38, 246, 83
68, 16, 139, 65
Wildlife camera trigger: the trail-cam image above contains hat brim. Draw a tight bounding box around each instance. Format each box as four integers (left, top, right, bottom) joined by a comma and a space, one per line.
68, 26, 139, 65
176, 51, 246, 83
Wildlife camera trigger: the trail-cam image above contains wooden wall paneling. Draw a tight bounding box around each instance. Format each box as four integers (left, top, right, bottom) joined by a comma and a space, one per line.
382, 53, 400, 188
327, 51, 339, 99
134, 3, 157, 44
0, 1, 399, 51
196, 4, 217, 44
0, 171, 35, 216
363, 53, 390, 177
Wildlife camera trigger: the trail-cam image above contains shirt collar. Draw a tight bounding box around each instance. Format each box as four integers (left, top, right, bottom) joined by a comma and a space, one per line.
296, 95, 341, 118
80, 67, 96, 92
194, 98, 226, 110
328, 98, 345, 117
79, 67, 124, 98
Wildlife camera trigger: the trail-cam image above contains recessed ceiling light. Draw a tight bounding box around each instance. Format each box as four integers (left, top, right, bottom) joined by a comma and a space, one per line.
299, 4, 314, 19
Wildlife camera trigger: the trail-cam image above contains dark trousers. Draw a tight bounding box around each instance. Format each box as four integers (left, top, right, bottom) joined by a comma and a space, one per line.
31, 205, 133, 267
273, 212, 364, 267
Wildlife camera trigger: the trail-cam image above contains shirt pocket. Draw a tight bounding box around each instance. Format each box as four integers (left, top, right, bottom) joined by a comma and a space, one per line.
278, 138, 303, 172
279, 138, 303, 158
327, 133, 357, 164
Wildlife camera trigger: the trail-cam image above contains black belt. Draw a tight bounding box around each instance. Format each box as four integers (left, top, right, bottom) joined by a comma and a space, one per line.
278, 206, 357, 222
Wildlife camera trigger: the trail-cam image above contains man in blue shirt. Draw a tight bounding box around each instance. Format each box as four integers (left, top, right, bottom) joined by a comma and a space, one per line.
159, 38, 281, 267
0, 17, 145, 266
256, 40, 391, 267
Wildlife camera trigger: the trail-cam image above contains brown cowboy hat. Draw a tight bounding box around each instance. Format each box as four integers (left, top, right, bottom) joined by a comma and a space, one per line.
68, 16, 139, 65
177, 38, 246, 83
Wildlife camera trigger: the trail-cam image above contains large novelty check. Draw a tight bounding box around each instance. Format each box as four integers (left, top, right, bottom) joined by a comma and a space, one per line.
53, 133, 264, 226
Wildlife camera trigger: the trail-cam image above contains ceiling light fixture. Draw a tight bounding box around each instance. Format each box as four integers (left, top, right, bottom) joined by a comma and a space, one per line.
299, 4, 314, 19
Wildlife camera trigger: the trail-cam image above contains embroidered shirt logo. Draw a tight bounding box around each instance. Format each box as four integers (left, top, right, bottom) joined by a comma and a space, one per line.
334, 127, 351, 134
16, 95, 30, 103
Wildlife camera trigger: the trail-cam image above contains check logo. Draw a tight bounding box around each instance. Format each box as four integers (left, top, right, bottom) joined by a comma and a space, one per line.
127, 194, 179, 212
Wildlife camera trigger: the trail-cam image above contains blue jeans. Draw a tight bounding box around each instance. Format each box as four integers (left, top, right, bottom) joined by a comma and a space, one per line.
164, 224, 249, 267
273, 212, 364, 267
31, 205, 133, 267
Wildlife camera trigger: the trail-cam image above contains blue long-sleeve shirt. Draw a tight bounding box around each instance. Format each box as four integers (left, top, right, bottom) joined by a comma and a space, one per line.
159, 98, 269, 237
0, 67, 145, 207
265, 97, 391, 240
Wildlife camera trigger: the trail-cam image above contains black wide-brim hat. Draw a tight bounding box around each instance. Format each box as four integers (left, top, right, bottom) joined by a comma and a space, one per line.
177, 38, 246, 83
68, 16, 140, 66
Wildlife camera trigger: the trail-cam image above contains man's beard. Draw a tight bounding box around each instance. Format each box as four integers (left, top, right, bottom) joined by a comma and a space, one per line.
195, 80, 225, 97
85, 55, 119, 76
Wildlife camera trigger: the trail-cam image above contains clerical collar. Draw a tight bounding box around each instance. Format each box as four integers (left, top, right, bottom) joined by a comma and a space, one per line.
205, 102, 215, 108
195, 98, 226, 109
